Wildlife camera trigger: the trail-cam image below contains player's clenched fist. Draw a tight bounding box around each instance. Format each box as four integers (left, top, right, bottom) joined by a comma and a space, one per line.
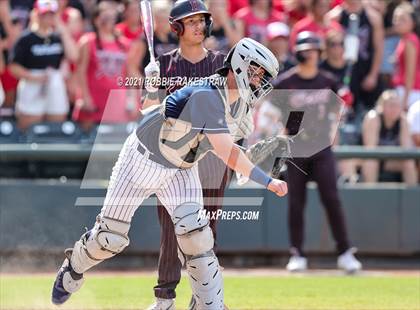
267, 179, 288, 197
144, 61, 160, 93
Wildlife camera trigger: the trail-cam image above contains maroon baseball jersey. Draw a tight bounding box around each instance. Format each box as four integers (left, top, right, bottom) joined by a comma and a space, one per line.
272, 67, 340, 154
157, 48, 225, 95
273, 67, 339, 91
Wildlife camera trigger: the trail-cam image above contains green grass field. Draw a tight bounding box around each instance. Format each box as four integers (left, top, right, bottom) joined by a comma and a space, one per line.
1, 273, 419, 310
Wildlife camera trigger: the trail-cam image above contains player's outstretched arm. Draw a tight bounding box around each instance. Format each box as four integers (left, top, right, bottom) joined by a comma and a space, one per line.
207, 132, 288, 197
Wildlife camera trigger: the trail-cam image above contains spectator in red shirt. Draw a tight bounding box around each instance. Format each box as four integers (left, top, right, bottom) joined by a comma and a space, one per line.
233, 0, 286, 45
290, 0, 342, 49
282, 0, 312, 27
408, 100, 420, 147
330, 0, 344, 9
227, 0, 248, 16
57, 0, 84, 108
58, 0, 83, 40
266, 21, 294, 73
0, 1, 22, 114
72, 1, 137, 131
115, 0, 142, 43
392, 2, 420, 110
0, 39, 4, 75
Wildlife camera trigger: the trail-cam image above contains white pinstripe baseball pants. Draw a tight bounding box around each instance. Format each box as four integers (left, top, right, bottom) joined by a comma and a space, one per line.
101, 132, 203, 223
66, 133, 223, 307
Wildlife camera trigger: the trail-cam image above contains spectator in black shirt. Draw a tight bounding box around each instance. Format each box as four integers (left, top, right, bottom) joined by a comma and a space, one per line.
320, 30, 347, 82
370, 0, 402, 89
328, 0, 384, 111
321, 29, 362, 183
362, 90, 417, 184
9, 0, 77, 130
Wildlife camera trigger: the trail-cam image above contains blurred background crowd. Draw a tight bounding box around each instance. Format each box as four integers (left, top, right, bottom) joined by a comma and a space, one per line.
0, 0, 419, 184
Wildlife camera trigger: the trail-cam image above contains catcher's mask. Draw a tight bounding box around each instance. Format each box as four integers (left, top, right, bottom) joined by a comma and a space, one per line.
217, 37, 280, 108
248, 62, 275, 106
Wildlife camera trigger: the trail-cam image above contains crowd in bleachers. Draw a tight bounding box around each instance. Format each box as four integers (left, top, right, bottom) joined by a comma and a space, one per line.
0, 0, 419, 183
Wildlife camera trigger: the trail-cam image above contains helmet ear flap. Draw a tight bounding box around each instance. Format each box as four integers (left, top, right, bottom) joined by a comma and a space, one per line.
171, 15, 212, 37
170, 20, 184, 36
295, 49, 321, 63
205, 16, 213, 37
296, 51, 306, 63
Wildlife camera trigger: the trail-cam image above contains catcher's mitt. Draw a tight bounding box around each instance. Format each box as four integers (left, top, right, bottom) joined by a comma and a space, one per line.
247, 135, 291, 178
237, 135, 291, 185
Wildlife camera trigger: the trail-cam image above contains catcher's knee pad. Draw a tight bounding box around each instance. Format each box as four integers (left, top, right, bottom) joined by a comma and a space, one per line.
172, 202, 213, 256
186, 250, 224, 309
70, 216, 130, 274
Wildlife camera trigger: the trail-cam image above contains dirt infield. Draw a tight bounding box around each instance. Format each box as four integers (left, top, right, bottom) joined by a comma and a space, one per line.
3, 268, 418, 277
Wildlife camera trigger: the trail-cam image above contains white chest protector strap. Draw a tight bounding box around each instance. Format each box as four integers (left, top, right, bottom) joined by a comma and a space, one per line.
217, 82, 253, 141
70, 216, 130, 274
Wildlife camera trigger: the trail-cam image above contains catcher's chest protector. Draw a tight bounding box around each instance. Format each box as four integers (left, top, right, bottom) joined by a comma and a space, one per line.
158, 116, 210, 169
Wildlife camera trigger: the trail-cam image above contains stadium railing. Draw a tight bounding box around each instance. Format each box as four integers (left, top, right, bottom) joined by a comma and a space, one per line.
1, 144, 420, 161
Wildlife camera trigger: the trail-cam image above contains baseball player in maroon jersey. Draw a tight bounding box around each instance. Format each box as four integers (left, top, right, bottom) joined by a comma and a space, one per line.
134, 1, 253, 309
272, 31, 362, 273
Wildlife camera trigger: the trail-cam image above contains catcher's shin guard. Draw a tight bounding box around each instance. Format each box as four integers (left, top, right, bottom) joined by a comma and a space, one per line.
51, 249, 84, 305
70, 216, 130, 274
172, 202, 224, 309
186, 250, 224, 309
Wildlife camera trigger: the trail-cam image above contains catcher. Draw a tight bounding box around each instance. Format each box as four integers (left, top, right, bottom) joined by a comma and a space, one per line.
51, 37, 288, 310
132, 1, 255, 308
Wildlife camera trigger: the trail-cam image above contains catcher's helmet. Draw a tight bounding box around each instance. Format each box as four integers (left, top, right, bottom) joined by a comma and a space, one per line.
169, 0, 213, 37
294, 31, 323, 62
218, 38, 279, 108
